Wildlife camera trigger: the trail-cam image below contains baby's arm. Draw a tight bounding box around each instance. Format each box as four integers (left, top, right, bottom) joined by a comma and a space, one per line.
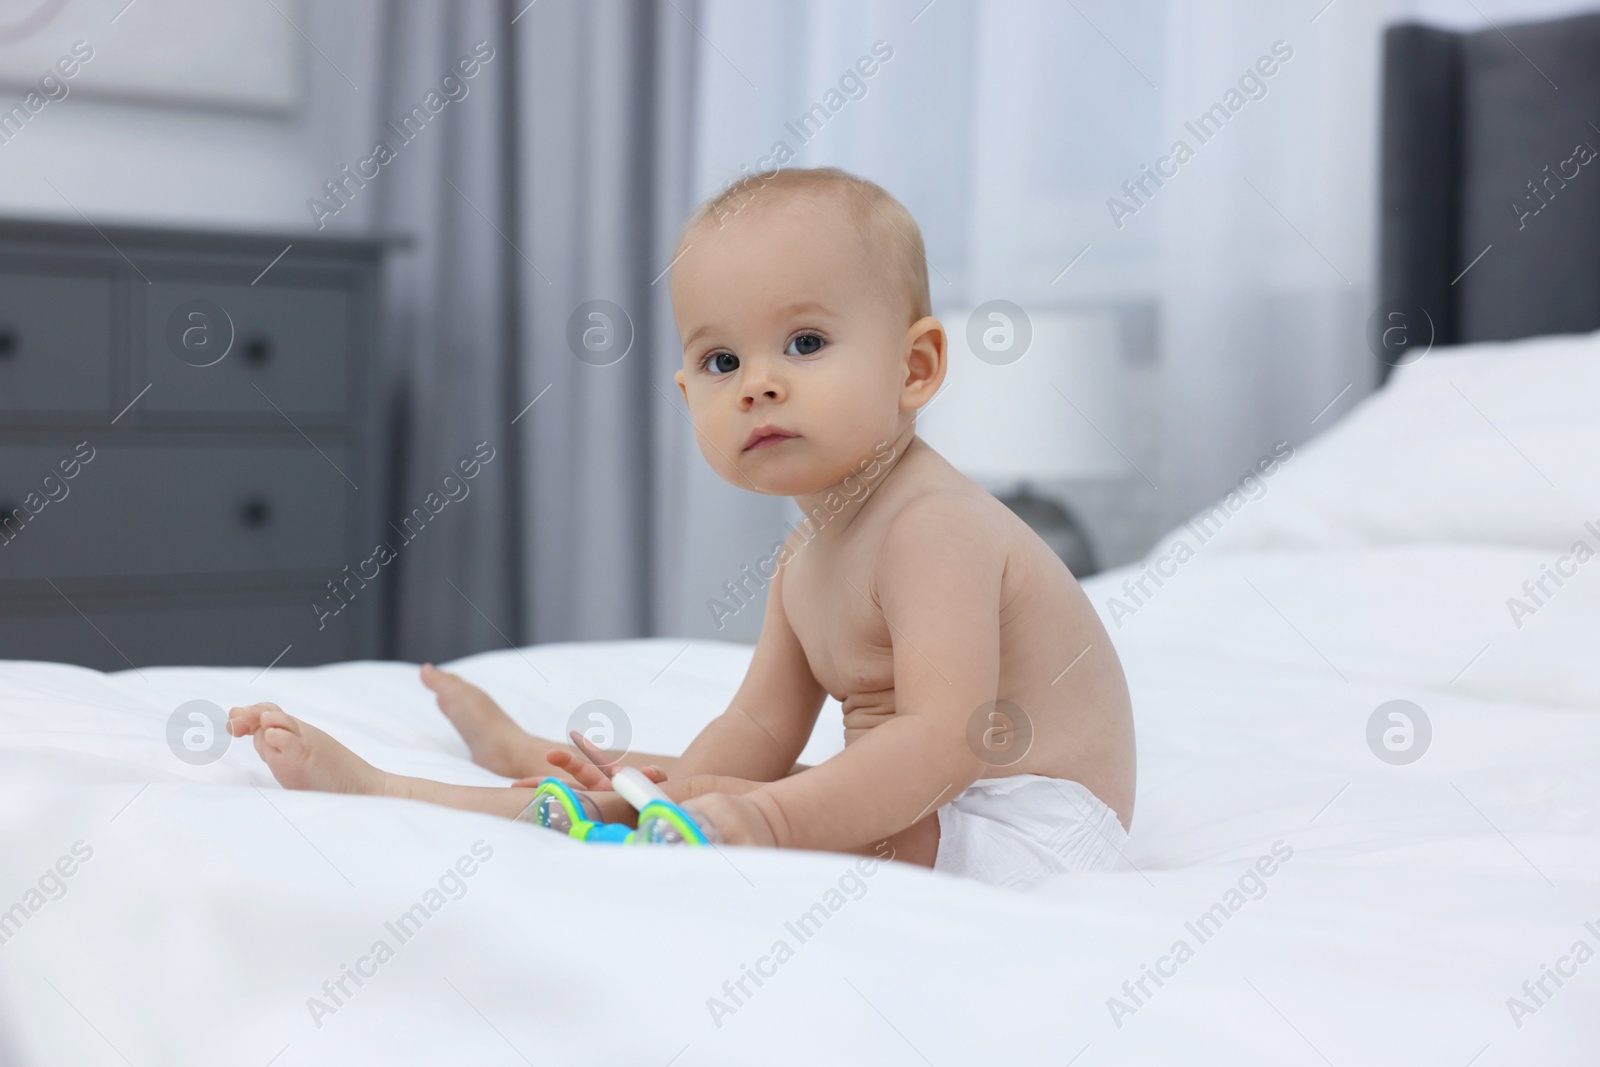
689, 497, 999, 851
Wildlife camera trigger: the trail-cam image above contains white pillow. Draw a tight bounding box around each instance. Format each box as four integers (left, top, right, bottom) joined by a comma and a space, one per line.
1157, 327, 1600, 554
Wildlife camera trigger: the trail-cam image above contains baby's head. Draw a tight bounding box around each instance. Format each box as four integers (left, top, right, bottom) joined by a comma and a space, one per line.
671, 167, 945, 497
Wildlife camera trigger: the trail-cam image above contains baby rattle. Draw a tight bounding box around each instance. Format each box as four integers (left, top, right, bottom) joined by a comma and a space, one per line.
514, 732, 713, 845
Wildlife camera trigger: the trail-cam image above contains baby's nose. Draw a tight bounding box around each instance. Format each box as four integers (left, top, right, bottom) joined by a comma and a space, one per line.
740, 366, 787, 403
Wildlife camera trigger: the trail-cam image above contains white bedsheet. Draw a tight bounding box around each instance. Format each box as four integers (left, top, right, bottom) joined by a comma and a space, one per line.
2, 539, 1597, 1065
5, 340, 1600, 1064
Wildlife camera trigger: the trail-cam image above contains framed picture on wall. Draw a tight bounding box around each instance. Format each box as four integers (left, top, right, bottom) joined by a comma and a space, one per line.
0, 0, 302, 114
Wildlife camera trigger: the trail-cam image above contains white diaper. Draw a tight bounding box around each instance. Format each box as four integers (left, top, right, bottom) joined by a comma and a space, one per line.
934, 774, 1129, 889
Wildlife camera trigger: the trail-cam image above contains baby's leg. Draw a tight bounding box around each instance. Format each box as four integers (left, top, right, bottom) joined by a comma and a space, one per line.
229, 703, 390, 795
421, 664, 681, 782
229, 703, 767, 826
420, 664, 557, 778
847, 814, 939, 869
229, 702, 551, 820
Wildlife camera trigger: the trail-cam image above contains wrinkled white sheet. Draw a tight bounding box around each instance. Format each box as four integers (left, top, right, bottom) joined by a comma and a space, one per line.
2, 539, 1597, 1065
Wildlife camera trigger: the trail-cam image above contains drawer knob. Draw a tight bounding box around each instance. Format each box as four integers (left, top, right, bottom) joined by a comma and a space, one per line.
0, 326, 16, 359
243, 334, 273, 365
239, 497, 272, 528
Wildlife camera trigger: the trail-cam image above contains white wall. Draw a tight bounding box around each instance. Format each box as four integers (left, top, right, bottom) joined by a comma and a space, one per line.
0, 2, 380, 233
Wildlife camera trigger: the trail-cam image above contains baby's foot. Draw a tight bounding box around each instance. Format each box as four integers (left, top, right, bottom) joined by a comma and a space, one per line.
420, 663, 543, 777
228, 703, 388, 796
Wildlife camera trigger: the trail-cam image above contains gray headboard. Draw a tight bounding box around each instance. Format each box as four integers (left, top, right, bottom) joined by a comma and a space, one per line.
1377, 11, 1600, 379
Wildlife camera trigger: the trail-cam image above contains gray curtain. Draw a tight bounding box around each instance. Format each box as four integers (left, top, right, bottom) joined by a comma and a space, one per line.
375, 1, 699, 661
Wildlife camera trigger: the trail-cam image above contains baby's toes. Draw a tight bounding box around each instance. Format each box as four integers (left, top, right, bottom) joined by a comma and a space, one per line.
252, 723, 320, 791
420, 663, 457, 691
227, 706, 256, 736
259, 725, 301, 756
256, 706, 301, 737
261, 720, 320, 774
228, 703, 278, 736
247, 708, 305, 762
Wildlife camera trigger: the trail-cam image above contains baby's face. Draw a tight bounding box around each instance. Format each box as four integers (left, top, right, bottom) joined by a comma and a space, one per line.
672, 198, 915, 497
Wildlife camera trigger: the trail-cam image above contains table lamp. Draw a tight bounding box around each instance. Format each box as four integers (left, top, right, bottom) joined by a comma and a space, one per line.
915, 306, 1128, 575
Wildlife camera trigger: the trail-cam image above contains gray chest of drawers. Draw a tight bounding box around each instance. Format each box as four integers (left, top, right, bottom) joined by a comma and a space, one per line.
0, 219, 388, 670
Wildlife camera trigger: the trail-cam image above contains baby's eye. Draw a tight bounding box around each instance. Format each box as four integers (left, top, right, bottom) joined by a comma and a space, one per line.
785, 332, 825, 357
702, 351, 739, 374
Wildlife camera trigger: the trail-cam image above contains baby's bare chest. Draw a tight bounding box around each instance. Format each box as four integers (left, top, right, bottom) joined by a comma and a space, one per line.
777, 511, 1077, 717
780, 547, 899, 703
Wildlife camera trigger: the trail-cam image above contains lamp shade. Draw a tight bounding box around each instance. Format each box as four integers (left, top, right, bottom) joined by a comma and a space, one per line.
916, 307, 1129, 485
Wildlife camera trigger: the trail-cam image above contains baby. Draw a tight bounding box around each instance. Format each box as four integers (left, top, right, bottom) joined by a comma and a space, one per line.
229, 166, 1136, 888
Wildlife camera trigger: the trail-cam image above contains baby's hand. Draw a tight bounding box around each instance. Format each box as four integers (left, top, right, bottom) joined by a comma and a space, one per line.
682, 792, 778, 847
519, 750, 667, 792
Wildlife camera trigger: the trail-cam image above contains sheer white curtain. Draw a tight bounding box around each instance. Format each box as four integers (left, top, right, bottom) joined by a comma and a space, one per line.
1156, 0, 1384, 520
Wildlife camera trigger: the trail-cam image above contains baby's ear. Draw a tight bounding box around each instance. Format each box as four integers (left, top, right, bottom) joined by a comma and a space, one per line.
901, 316, 946, 408
674, 367, 688, 403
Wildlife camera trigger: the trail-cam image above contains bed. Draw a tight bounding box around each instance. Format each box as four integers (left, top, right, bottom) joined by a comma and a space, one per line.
6, 13, 1600, 1065
3, 326, 1598, 1064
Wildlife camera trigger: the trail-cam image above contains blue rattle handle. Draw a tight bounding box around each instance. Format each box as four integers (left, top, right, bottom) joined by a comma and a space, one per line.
582, 822, 635, 843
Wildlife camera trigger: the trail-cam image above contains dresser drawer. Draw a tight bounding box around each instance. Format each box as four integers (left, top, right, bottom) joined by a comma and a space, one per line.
142, 281, 352, 415
0, 440, 351, 581
0, 589, 360, 669
0, 270, 113, 414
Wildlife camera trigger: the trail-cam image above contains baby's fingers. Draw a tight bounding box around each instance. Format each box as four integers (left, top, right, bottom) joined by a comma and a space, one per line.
567, 730, 622, 776
546, 749, 612, 790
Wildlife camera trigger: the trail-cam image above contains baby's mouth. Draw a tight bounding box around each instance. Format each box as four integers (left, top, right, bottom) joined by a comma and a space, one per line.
743, 428, 799, 452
